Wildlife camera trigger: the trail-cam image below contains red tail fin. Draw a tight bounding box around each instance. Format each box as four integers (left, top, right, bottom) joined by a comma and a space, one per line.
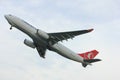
78, 50, 99, 59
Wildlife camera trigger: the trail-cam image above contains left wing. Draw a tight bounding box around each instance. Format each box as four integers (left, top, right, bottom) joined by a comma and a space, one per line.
36, 46, 47, 58
48, 29, 93, 43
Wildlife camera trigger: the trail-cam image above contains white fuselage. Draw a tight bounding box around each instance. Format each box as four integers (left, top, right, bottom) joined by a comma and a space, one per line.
5, 14, 84, 63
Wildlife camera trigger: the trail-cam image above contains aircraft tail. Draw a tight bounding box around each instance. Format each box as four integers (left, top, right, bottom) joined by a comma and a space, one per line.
78, 50, 101, 67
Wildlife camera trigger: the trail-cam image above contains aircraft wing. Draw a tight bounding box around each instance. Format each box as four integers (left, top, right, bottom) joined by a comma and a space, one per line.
36, 46, 47, 58
48, 29, 93, 43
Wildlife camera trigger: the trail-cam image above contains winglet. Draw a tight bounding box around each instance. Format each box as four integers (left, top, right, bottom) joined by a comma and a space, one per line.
88, 28, 94, 32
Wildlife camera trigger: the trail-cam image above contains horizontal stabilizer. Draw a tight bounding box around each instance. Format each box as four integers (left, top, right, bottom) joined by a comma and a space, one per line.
84, 59, 101, 63
82, 59, 101, 67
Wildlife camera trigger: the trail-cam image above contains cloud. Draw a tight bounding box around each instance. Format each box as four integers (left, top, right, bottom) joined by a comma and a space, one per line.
0, 0, 120, 80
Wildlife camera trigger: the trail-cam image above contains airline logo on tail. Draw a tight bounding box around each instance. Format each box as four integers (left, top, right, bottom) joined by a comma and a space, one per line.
78, 50, 99, 59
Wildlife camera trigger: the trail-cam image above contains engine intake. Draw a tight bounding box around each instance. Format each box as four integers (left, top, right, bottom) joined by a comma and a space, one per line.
24, 39, 35, 48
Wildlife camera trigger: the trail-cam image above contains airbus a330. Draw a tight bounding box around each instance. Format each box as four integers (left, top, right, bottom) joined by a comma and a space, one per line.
5, 14, 101, 67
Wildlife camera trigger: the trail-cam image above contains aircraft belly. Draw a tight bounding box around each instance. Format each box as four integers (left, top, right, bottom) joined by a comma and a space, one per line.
50, 43, 83, 63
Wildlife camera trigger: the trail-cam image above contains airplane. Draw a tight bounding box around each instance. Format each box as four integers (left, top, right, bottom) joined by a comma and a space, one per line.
4, 14, 101, 67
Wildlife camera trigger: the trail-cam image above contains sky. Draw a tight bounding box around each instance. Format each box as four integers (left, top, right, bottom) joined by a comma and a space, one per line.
0, 0, 120, 80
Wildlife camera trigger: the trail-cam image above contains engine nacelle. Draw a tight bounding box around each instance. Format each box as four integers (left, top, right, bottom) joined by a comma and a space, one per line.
24, 39, 35, 48
37, 29, 49, 39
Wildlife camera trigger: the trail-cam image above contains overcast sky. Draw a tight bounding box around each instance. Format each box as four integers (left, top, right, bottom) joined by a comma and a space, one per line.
0, 0, 120, 80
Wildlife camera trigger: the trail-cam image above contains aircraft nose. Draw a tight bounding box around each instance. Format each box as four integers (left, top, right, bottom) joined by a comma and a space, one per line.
4, 15, 8, 19
4, 15, 10, 21
4, 14, 14, 25
4, 14, 12, 20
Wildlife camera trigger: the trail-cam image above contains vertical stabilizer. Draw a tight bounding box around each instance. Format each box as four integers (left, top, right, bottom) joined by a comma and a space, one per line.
78, 50, 99, 59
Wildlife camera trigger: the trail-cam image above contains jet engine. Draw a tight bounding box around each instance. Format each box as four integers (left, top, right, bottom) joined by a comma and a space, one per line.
37, 29, 49, 39
24, 39, 35, 48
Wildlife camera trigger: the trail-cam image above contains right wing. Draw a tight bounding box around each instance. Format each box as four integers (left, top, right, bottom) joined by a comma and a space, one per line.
48, 29, 93, 43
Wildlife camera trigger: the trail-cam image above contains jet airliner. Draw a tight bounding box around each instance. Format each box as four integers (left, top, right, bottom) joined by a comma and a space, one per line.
5, 14, 101, 67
